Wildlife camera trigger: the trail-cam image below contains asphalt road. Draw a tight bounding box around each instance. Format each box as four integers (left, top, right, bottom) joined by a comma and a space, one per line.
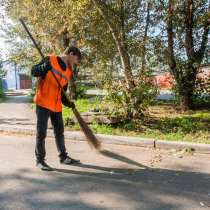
0, 134, 210, 210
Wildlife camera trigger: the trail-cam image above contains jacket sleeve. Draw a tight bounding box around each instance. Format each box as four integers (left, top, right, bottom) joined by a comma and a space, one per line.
31, 56, 50, 78
61, 84, 70, 107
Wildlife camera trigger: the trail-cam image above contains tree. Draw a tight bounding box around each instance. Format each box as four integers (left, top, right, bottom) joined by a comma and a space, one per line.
2, 0, 158, 118
92, 0, 136, 88
89, 0, 158, 118
0, 56, 6, 78
158, 0, 209, 110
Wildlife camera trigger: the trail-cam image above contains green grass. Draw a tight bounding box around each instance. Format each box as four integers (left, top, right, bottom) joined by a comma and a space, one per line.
63, 98, 99, 118
63, 98, 210, 144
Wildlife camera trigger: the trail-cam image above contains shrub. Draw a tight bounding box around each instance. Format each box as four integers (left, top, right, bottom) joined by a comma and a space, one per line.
106, 75, 158, 119
193, 72, 210, 108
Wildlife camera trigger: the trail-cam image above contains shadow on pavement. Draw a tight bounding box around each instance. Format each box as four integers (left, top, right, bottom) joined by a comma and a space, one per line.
0, 118, 35, 126
3, 96, 31, 104
1, 166, 210, 210
98, 149, 149, 169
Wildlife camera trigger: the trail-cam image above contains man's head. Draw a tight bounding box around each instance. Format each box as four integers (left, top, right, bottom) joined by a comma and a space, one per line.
64, 46, 82, 66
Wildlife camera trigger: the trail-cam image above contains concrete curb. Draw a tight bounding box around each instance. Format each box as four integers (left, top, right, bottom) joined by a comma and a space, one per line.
155, 140, 210, 154
65, 131, 155, 148
0, 125, 210, 154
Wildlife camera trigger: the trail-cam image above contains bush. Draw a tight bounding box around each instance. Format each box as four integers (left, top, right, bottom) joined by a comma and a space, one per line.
171, 72, 210, 108
91, 60, 158, 119
193, 73, 210, 108
106, 75, 158, 119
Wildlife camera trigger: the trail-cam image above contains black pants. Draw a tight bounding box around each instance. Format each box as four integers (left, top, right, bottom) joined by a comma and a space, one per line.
35, 105, 67, 162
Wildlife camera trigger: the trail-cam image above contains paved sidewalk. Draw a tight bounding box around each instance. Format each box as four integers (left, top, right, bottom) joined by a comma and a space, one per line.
0, 133, 210, 210
0, 90, 36, 128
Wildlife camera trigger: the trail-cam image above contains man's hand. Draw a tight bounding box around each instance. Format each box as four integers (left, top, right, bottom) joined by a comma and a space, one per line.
67, 101, 75, 109
40, 59, 52, 73
61, 85, 76, 109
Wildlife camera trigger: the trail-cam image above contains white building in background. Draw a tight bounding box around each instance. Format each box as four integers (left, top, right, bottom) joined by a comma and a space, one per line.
2, 61, 20, 90
2, 61, 31, 90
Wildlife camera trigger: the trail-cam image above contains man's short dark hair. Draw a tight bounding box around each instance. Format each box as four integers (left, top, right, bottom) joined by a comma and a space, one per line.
64, 46, 82, 60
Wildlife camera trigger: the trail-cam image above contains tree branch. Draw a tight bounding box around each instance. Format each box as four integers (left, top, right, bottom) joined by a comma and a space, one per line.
141, 1, 151, 73
91, 0, 134, 88
185, 0, 195, 58
195, 2, 210, 63
196, 25, 209, 61
167, 0, 177, 73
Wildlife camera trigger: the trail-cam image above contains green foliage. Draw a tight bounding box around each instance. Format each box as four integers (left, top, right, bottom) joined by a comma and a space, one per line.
0, 79, 5, 100
0, 59, 5, 100
0, 64, 6, 78
91, 60, 158, 118
2, 0, 160, 117
106, 74, 158, 119
62, 99, 210, 143
2, 0, 209, 113
62, 98, 101, 123
157, 0, 210, 109
193, 73, 210, 107
142, 111, 210, 143
171, 69, 210, 108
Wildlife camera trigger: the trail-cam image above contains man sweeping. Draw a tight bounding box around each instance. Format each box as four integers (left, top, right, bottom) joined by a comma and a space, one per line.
31, 46, 82, 171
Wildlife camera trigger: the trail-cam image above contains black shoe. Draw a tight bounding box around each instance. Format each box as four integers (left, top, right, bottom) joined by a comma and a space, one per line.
60, 156, 80, 165
36, 160, 53, 171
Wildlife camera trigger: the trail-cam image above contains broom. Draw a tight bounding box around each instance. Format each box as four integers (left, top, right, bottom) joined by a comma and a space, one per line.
19, 18, 101, 150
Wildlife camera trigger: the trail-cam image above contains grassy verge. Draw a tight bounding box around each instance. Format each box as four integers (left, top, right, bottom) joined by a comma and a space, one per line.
63, 98, 210, 144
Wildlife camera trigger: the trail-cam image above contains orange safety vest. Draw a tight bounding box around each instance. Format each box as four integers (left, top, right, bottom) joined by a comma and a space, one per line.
34, 55, 72, 112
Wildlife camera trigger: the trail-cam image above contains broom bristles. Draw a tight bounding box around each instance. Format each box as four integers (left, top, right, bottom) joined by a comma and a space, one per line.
72, 108, 101, 150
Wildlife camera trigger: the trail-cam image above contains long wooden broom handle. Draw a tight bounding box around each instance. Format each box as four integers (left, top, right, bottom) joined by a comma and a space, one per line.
20, 19, 101, 150
19, 18, 72, 105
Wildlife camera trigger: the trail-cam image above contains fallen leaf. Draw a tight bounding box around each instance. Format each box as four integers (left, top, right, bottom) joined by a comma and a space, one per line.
200, 202, 205, 206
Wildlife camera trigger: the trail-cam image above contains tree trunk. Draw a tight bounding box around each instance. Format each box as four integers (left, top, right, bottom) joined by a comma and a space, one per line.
177, 67, 197, 110
178, 80, 195, 110
181, 94, 194, 110
91, 0, 134, 88
141, 2, 151, 73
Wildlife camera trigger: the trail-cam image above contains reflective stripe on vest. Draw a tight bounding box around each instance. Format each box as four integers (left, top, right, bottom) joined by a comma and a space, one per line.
52, 68, 68, 83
